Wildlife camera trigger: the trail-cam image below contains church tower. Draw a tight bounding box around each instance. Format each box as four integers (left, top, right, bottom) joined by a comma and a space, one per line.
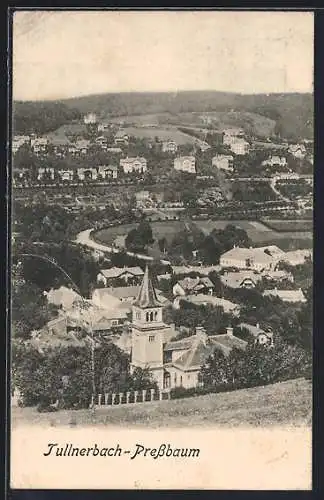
130, 265, 173, 389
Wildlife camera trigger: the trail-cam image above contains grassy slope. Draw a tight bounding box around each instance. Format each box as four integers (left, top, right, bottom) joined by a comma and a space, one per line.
12, 378, 312, 429
60, 91, 313, 140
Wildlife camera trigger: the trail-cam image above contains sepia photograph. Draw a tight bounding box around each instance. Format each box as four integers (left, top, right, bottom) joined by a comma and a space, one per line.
10, 9, 313, 490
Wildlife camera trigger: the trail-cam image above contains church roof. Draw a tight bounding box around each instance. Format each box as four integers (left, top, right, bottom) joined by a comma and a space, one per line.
133, 265, 164, 309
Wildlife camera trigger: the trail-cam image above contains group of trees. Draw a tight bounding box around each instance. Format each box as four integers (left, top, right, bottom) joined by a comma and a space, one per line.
12, 341, 157, 410
167, 223, 252, 265
13, 101, 82, 135
200, 338, 311, 390
125, 219, 154, 253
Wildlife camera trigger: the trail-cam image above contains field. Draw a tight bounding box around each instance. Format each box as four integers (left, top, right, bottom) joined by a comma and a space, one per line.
122, 126, 198, 145
93, 219, 313, 249
260, 219, 313, 233
11, 378, 311, 429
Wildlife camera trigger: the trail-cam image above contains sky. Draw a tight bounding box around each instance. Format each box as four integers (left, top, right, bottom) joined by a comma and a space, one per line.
12, 10, 314, 101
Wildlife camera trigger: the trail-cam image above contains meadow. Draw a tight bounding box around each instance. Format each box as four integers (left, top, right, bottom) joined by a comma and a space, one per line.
11, 378, 311, 429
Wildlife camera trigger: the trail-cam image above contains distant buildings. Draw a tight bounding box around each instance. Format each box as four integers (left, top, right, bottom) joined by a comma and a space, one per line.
84, 113, 98, 124
222, 128, 244, 146
114, 131, 129, 145
120, 156, 147, 174
212, 154, 234, 173
31, 137, 48, 155
288, 144, 307, 159
162, 140, 178, 153
262, 155, 287, 168
174, 156, 196, 174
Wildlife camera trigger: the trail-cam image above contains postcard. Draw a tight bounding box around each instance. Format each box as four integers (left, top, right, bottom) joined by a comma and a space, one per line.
10, 9, 313, 490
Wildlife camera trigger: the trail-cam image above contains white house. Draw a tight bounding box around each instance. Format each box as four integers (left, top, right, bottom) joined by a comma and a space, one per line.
84, 112, 97, 124
174, 156, 196, 174
120, 157, 147, 174
212, 154, 234, 173
262, 156, 287, 168
162, 140, 178, 153
219, 245, 285, 272
222, 128, 244, 146
230, 139, 250, 156
31, 137, 48, 155
262, 288, 307, 303
37, 167, 55, 180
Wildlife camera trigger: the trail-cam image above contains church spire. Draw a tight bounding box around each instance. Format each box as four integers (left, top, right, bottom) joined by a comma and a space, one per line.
133, 264, 163, 308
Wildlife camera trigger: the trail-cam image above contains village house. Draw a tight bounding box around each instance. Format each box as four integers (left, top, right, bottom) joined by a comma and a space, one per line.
84, 112, 98, 124
172, 265, 221, 277
173, 277, 214, 297
162, 140, 178, 153
288, 143, 307, 159
75, 139, 91, 155
281, 249, 312, 266
211, 154, 234, 173
97, 164, 118, 180
45, 286, 82, 311
31, 137, 49, 155
95, 136, 108, 150
261, 269, 294, 283
12, 135, 30, 154
174, 156, 196, 174
219, 245, 285, 272
222, 128, 244, 146
106, 147, 123, 154
237, 322, 274, 346
220, 270, 262, 289
174, 294, 240, 316
37, 167, 55, 181
97, 266, 145, 287
114, 130, 129, 145
77, 167, 98, 181
262, 287, 307, 303
130, 266, 247, 390
92, 285, 168, 309
120, 156, 147, 174
230, 139, 250, 156
262, 155, 287, 168
58, 168, 74, 182
98, 123, 110, 132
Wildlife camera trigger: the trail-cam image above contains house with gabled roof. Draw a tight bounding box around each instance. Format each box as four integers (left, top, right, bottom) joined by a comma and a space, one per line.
172, 276, 214, 297
97, 266, 144, 287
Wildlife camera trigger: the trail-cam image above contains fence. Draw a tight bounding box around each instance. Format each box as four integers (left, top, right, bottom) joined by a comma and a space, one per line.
90, 389, 171, 408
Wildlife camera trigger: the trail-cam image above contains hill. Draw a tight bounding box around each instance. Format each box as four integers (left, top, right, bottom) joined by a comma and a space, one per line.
60, 91, 313, 141
12, 377, 311, 428
14, 91, 313, 141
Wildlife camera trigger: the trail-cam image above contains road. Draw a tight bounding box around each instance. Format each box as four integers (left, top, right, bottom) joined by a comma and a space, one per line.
75, 229, 171, 265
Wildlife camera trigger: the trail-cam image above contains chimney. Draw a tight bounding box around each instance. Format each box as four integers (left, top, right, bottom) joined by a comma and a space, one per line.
195, 326, 208, 344
256, 323, 260, 329
226, 326, 234, 336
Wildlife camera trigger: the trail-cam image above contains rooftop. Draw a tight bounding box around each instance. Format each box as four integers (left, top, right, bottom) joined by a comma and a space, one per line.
99, 266, 144, 279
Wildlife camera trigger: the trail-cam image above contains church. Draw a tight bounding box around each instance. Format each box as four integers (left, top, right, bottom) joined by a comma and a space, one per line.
130, 266, 247, 391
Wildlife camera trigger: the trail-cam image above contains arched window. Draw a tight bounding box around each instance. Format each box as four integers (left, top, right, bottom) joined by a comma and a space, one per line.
154, 311, 158, 321
149, 311, 154, 322
146, 312, 149, 322
180, 376, 183, 386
